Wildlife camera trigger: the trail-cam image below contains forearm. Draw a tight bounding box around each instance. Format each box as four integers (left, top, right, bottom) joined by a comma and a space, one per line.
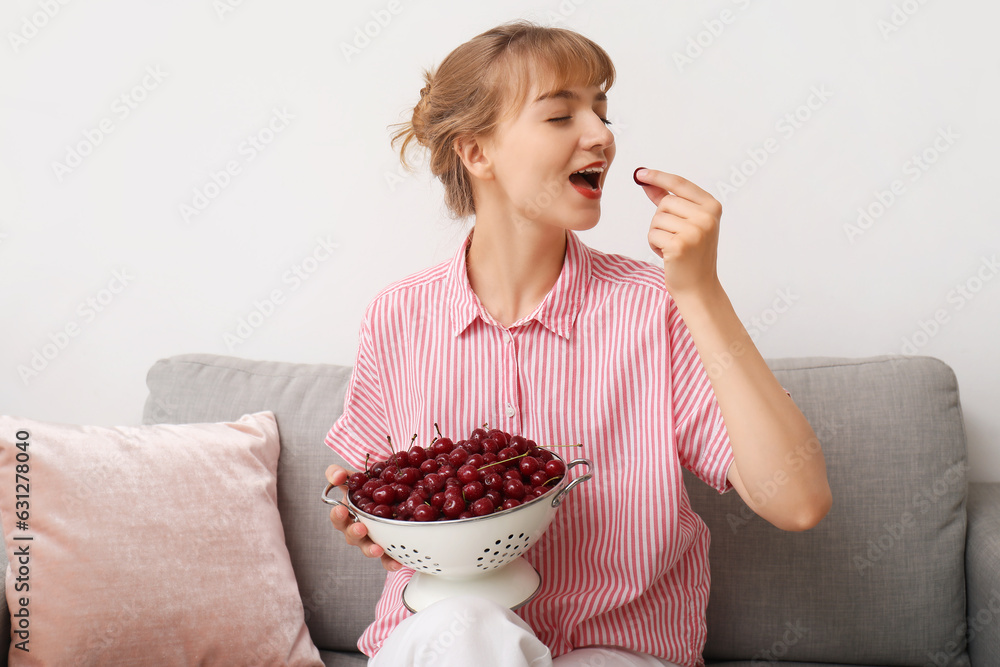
672, 281, 832, 530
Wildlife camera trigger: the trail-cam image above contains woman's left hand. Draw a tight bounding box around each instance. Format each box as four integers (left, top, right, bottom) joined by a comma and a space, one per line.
634, 168, 723, 299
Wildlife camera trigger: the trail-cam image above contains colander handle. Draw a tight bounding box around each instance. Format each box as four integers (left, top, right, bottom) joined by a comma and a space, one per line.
321, 482, 359, 521
551, 458, 593, 507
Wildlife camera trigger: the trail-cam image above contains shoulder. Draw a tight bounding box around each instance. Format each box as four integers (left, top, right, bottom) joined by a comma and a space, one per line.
585, 243, 672, 302
360, 257, 452, 324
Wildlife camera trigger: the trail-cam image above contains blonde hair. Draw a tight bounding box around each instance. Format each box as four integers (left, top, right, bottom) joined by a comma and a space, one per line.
390, 20, 616, 219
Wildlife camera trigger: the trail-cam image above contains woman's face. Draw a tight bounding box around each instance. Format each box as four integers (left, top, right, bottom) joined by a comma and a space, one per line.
477, 78, 616, 232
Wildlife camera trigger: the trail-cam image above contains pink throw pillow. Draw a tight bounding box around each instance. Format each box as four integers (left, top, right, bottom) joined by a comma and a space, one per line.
0, 411, 323, 666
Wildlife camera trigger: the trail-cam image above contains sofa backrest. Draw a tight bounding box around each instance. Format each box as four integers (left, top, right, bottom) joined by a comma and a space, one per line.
686, 355, 969, 666
142, 353, 385, 654
143, 353, 970, 665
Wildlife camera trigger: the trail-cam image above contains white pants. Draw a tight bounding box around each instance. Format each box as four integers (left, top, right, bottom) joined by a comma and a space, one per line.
367, 596, 681, 667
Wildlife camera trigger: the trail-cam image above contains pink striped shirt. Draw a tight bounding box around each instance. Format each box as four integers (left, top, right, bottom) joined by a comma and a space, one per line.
325, 228, 735, 667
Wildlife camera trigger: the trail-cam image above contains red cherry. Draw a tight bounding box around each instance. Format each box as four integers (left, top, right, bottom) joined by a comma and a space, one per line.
502, 498, 522, 510
470, 427, 490, 441
509, 435, 528, 453
424, 473, 444, 493
430, 437, 454, 456
360, 479, 381, 498
530, 471, 548, 487
487, 429, 509, 446
372, 504, 393, 519
448, 447, 469, 466
437, 464, 456, 479
462, 481, 485, 501
545, 460, 566, 478
519, 456, 540, 476
503, 478, 526, 500
379, 465, 398, 483
471, 498, 494, 516
407, 446, 428, 466
444, 476, 462, 489
483, 472, 503, 491
372, 485, 395, 505
347, 472, 368, 493
498, 447, 518, 461
370, 461, 387, 477
462, 439, 482, 455
413, 504, 439, 521
396, 467, 420, 486
457, 464, 480, 484
419, 459, 439, 475
481, 439, 501, 455
503, 468, 521, 481
466, 454, 485, 468
484, 490, 502, 508
442, 496, 465, 519
430, 492, 446, 509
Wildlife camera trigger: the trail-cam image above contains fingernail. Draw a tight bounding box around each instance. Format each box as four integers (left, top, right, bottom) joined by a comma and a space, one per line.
633, 167, 647, 185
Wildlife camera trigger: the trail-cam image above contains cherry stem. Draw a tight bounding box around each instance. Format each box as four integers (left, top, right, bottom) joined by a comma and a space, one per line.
408, 433, 417, 452
386, 435, 395, 457
547, 443, 584, 448
434, 422, 443, 437
477, 450, 529, 471
364, 452, 371, 476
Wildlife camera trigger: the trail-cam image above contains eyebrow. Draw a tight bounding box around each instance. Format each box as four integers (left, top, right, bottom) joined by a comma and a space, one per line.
533, 89, 608, 104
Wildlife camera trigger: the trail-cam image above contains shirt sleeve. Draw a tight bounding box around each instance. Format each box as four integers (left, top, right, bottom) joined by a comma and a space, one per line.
324, 312, 391, 472
667, 297, 735, 495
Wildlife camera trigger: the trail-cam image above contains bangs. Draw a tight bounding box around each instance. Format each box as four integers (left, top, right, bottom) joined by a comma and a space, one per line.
489, 26, 616, 120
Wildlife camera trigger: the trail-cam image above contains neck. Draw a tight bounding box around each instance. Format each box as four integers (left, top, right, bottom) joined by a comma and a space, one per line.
465, 221, 567, 328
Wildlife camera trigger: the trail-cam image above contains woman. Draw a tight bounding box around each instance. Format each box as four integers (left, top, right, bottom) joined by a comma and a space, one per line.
324, 19, 832, 667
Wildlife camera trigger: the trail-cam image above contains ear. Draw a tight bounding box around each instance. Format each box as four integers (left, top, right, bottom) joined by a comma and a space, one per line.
454, 135, 494, 181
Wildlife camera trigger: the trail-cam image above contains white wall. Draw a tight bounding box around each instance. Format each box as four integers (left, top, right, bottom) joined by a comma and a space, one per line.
2, 1, 998, 480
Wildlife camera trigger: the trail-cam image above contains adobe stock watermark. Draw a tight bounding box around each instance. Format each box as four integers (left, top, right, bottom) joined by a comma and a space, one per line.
672, 0, 755, 73
894, 254, 998, 358
752, 620, 810, 665
926, 589, 1000, 666
541, 0, 589, 26
715, 84, 833, 204
16, 268, 135, 386
843, 126, 958, 244
414, 608, 474, 662
7, 0, 71, 54
51, 65, 169, 183
726, 415, 839, 533
851, 459, 967, 576
223, 235, 339, 351
178, 106, 294, 224
703, 287, 798, 380
213, 0, 248, 20
340, 0, 406, 63
878, 0, 931, 40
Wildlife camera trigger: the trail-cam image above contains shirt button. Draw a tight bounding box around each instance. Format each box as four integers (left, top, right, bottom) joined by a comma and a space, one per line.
505, 403, 515, 418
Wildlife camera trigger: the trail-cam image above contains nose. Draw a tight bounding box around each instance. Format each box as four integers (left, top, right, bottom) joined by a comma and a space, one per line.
583, 112, 615, 152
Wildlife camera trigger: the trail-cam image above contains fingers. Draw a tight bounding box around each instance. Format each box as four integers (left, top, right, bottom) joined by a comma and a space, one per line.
634, 168, 713, 205
325, 464, 348, 487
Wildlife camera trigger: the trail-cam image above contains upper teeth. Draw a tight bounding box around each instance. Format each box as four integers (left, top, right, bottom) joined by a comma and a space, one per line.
574, 167, 604, 175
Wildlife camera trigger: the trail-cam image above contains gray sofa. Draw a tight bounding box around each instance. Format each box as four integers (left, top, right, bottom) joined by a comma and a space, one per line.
3, 353, 999, 666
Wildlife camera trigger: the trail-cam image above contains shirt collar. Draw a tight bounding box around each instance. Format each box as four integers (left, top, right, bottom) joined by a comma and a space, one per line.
448, 228, 592, 340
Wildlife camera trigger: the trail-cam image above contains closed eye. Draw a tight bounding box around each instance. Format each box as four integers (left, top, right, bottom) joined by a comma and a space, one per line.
547, 116, 613, 126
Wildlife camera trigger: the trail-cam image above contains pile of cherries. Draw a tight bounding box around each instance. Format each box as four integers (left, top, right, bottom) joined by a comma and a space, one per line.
346, 425, 569, 522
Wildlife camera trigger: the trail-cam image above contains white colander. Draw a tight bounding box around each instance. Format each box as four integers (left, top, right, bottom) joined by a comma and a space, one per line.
323, 455, 592, 611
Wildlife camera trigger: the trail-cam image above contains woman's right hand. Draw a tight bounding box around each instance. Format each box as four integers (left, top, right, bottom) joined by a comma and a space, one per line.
326, 464, 404, 572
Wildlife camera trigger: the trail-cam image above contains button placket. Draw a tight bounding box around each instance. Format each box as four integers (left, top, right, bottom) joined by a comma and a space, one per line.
501, 328, 521, 430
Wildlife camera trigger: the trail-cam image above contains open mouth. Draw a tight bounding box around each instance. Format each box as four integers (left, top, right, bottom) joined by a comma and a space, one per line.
569, 167, 603, 191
